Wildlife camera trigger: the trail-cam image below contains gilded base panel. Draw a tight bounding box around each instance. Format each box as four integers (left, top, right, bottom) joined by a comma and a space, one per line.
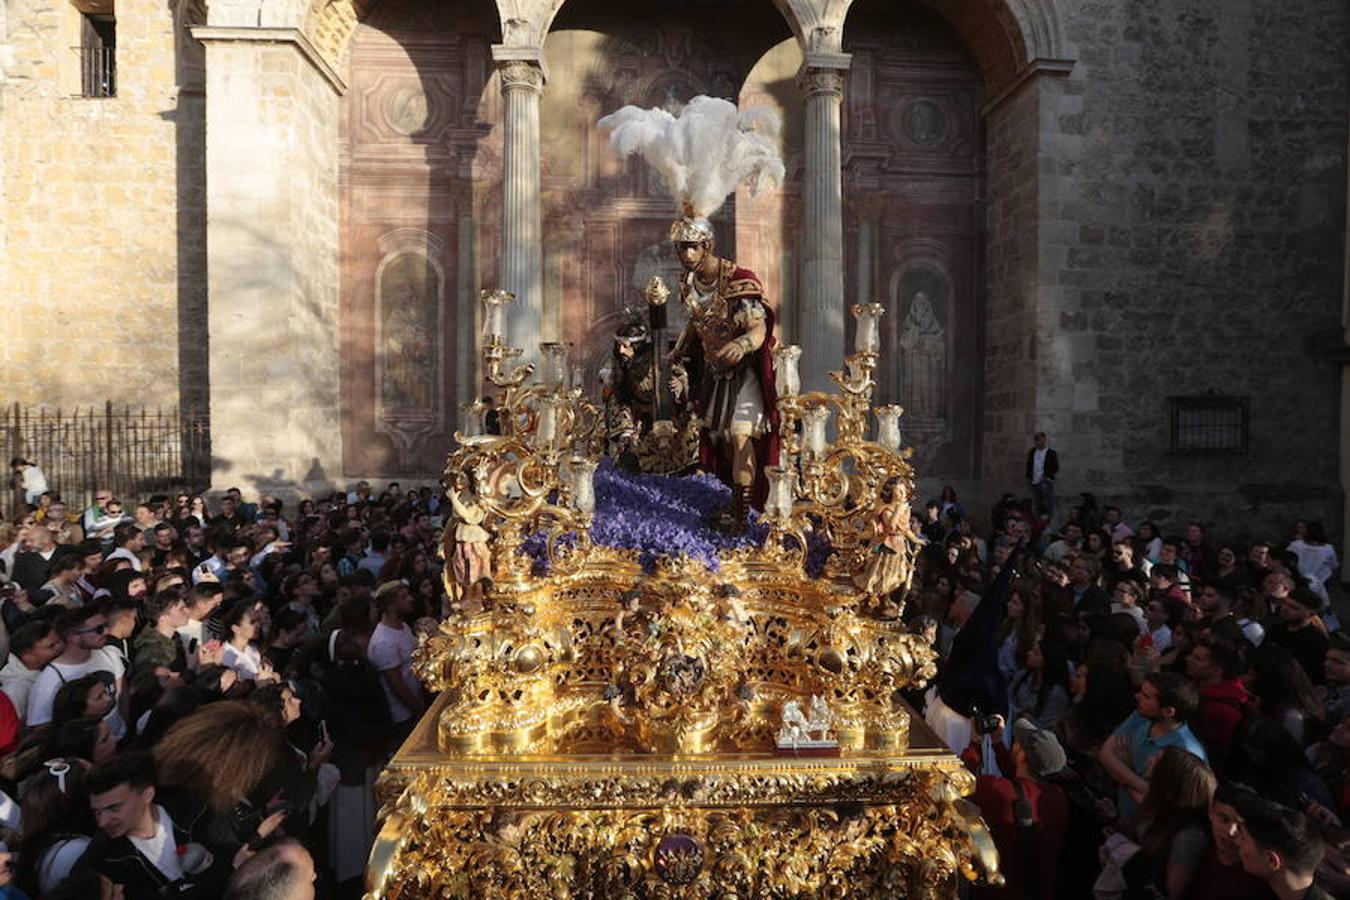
365, 695, 1000, 899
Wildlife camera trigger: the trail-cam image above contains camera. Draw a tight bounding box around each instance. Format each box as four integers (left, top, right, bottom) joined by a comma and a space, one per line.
970, 706, 1002, 737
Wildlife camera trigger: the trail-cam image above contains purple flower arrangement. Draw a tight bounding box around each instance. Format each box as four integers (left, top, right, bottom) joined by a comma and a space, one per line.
516, 461, 834, 575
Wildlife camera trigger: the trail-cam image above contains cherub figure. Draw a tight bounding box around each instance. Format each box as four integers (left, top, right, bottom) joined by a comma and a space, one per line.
807, 695, 835, 739
715, 582, 749, 628
603, 682, 630, 723
778, 700, 812, 746
448, 466, 492, 610
614, 588, 645, 645
854, 476, 919, 618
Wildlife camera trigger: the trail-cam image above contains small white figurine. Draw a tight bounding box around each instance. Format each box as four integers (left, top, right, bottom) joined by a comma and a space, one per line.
775, 695, 839, 753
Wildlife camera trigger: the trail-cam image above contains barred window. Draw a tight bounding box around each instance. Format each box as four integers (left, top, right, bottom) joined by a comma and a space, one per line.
1167, 395, 1249, 454
77, 13, 116, 98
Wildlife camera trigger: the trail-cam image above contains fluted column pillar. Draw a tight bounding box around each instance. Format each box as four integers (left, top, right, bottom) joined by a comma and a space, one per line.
798, 54, 850, 393
492, 46, 545, 366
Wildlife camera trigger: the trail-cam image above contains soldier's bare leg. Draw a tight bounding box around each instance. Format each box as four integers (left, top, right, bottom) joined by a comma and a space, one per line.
731, 435, 754, 487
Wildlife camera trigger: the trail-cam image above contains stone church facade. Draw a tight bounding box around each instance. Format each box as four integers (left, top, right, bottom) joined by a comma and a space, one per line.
1, 0, 1347, 538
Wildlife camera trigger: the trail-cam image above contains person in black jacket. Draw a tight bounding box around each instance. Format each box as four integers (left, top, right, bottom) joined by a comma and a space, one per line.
1024, 432, 1059, 522
78, 750, 241, 899
926, 551, 1019, 752
9, 518, 78, 596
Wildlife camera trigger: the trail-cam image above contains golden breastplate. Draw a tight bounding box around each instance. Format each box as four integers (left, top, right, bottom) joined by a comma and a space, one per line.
691, 296, 741, 357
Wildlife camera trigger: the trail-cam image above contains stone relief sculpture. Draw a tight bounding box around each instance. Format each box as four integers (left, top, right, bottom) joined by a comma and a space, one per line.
897, 289, 946, 419
375, 247, 443, 467
380, 253, 438, 410
383, 85, 431, 135
901, 98, 948, 147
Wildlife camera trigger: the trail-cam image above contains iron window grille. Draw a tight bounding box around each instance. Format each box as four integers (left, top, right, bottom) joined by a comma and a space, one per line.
1167, 394, 1249, 454
76, 14, 116, 97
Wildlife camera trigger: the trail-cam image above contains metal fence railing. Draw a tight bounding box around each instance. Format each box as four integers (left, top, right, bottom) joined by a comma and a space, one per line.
1, 403, 210, 517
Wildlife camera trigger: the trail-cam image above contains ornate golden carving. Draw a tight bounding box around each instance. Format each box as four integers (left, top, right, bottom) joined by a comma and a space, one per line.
366, 742, 1000, 899
367, 290, 997, 898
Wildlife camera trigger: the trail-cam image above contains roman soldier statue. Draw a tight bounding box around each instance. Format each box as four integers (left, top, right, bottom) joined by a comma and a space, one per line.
668, 212, 779, 530
599, 95, 785, 531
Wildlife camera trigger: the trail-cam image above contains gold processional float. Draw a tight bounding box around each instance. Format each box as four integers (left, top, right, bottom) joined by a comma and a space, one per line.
363, 289, 1001, 898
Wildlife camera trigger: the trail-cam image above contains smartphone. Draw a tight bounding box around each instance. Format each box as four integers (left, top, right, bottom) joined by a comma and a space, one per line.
320, 719, 330, 743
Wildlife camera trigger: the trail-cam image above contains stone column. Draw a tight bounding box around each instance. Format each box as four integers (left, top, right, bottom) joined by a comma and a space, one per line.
492, 46, 545, 366
798, 53, 849, 392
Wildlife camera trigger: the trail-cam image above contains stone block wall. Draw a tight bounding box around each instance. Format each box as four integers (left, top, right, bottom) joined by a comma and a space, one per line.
0, 0, 205, 410
982, 81, 1043, 494
980, 0, 1350, 540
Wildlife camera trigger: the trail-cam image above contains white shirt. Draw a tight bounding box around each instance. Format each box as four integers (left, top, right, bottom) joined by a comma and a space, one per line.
129, 805, 184, 881
1149, 624, 1174, 655
1044, 539, 1077, 564
1031, 448, 1048, 484
222, 642, 263, 680
1287, 539, 1339, 605
0, 543, 17, 582
0, 788, 20, 832
27, 649, 127, 737
106, 547, 143, 573
175, 619, 205, 660
1111, 603, 1148, 634
249, 541, 286, 570
20, 466, 48, 505
0, 654, 41, 718
358, 552, 387, 579
367, 621, 418, 723
37, 836, 89, 895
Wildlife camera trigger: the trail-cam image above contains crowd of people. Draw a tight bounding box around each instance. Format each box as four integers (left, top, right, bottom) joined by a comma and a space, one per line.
0, 477, 444, 899
0, 444, 1347, 899
913, 471, 1347, 900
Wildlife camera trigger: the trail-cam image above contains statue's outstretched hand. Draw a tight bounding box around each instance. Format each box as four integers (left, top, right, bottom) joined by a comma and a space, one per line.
714, 341, 744, 367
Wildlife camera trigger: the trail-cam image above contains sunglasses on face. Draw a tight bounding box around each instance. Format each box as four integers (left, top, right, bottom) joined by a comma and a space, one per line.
71, 623, 107, 636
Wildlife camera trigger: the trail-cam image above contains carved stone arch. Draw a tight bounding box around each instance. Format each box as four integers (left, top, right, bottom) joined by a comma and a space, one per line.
299, 0, 565, 73
495, 0, 568, 48
765, 0, 1074, 93
907, 0, 1073, 94
304, 0, 360, 69
770, 0, 855, 55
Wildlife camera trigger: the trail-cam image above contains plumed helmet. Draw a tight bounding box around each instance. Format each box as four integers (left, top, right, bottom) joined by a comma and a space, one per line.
669, 215, 714, 244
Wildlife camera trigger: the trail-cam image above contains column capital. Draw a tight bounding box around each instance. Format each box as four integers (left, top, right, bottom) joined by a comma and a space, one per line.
798, 51, 850, 99
492, 44, 546, 92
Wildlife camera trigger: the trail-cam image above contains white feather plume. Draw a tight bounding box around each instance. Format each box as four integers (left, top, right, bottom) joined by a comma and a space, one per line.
598, 96, 785, 218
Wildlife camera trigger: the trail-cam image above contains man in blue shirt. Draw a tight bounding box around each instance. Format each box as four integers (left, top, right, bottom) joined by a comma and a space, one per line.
1097, 671, 1207, 823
